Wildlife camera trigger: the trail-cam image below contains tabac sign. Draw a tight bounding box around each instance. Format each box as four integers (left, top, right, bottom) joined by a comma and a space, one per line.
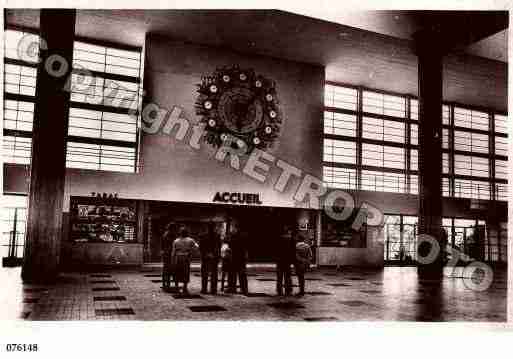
213, 192, 262, 205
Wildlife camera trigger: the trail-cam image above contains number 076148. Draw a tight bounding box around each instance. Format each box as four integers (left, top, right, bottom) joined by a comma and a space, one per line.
6, 344, 38, 352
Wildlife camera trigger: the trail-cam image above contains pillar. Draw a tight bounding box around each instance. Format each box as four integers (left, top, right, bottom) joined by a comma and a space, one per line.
415, 30, 445, 279
21, 10, 76, 283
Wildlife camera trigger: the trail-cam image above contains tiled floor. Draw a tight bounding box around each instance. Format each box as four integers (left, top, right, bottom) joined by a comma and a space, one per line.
0, 265, 507, 321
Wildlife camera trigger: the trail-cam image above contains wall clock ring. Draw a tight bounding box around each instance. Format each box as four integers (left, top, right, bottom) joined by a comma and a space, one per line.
195, 66, 283, 153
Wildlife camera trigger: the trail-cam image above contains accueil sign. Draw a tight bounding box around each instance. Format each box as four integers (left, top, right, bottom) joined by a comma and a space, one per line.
212, 192, 262, 205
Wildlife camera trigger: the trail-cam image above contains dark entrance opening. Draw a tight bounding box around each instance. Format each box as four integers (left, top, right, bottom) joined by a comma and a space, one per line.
146, 201, 316, 263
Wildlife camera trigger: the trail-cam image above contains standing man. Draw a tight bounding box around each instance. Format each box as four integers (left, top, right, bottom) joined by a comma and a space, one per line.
276, 226, 295, 296
161, 223, 176, 290
294, 233, 313, 296
227, 224, 248, 295
200, 222, 221, 294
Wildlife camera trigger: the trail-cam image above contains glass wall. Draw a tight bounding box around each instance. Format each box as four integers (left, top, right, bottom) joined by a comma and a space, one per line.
383, 214, 418, 263
3, 28, 143, 173
442, 217, 505, 263
324, 84, 418, 194
323, 82, 508, 202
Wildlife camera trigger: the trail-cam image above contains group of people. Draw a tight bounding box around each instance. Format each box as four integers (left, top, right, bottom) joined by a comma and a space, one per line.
161, 222, 313, 296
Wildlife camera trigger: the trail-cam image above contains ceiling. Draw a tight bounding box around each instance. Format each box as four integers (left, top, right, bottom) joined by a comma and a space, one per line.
5, 9, 508, 63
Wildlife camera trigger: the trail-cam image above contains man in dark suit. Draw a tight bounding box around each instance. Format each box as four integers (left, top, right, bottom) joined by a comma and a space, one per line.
227, 225, 248, 295
200, 222, 221, 294
276, 226, 295, 296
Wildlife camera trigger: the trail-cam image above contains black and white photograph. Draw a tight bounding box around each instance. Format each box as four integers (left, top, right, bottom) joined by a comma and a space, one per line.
0, 3, 511, 357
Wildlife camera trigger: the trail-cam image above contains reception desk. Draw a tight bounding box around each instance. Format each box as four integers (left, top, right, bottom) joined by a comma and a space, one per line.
62, 242, 144, 268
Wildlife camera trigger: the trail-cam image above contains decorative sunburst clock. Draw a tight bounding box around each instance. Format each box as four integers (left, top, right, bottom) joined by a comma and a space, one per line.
195, 66, 283, 153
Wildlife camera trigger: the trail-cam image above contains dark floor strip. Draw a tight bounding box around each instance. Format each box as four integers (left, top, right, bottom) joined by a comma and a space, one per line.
304, 316, 338, 321
328, 283, 351, 287
267, 302, 305, 309
92, 287, 120, 291
90, 274, 111, 278
360, 290, 381, 294
244, 292, 271, 297
189, 305, 227, 312
306, 291, 333, 296
144, 274, 162, 278
95, 308, 135, 316
90, 280, 116, 284
93, 296, 127, 301
151, 280, 163, 283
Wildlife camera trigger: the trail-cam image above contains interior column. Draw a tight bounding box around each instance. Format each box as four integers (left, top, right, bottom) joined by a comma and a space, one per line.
415, 31, 445, 279
21, 9, 76, 283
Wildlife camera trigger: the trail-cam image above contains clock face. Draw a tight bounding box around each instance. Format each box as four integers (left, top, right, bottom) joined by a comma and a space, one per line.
195, 66, 282, 153
218, 87, 264, 134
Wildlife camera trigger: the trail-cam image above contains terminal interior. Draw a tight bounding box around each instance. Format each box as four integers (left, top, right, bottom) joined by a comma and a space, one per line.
0, 9, 509, 321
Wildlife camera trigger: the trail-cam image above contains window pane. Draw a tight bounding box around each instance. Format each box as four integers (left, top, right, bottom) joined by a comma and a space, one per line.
454, 179, 490, 200
4, 30, 40, 62
66, 142, 135, 172
2, 135, 32, 164
323, 139, 356, 164
324, 84, 358, 111
410, 124, 418, 145
442, 177, 450, 197
361, 170, 405, 193
4, 64, 37, 96
454, 107, 489, 131
323, 166, 357, 190
495, 160, 507, 180
443, 105, 450, 125
454, 131, 488, 153
496, 183, 508, 201
3, 99, 34, 131
495, 114, 507, 134
363, 91, 405, 118
442, 153, 449, 174
454, 154, 488, 177
410, 149, 418, 171
324, 111, 356, 137
362, 117, 404, 143
495, 136, 508, 156
410, 99, 418, 120
410, 175, 418, 194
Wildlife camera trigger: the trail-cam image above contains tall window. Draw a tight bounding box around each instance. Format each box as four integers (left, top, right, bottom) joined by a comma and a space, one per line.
443, 106, 507, 201
3, 29, 38, 164
323, 83, 417, 194
66, 41, 142, 172
2, 28, 143, 173
323, 82, 508, 202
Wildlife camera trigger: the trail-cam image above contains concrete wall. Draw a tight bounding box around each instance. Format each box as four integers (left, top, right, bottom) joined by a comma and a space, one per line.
64, 35, 323, 211
326, 31, 507, 112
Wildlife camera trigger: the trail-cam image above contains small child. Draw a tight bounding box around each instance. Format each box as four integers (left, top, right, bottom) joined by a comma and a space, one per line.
220, 240, 232, 292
